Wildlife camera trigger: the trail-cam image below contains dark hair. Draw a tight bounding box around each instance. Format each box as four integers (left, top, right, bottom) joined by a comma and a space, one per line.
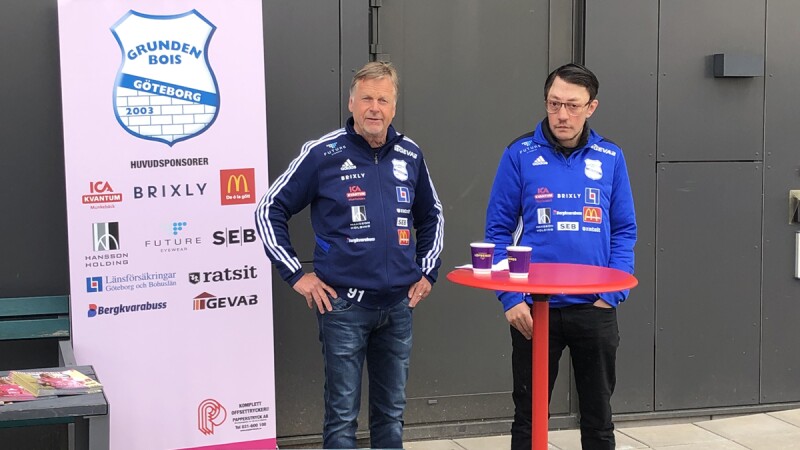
543, 63, 599, 101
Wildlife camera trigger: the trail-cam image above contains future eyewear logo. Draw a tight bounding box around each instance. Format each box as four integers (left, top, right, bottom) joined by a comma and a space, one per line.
198, 399, 227, 435
144, 221, 202, 253
111, 10, 220, 146
220, 168, 255, 205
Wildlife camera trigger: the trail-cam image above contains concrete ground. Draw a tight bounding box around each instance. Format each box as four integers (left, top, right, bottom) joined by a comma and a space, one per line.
402, 408, 800, 450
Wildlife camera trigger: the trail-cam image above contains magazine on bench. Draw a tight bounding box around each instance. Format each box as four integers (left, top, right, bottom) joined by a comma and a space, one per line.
9, 369, 103, 397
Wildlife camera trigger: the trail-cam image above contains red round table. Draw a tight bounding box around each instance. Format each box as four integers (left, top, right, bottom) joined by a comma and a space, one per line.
447, 263, 638, 450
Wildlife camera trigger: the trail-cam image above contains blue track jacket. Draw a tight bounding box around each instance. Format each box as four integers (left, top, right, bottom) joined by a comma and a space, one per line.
255, 118, 444, 309
485, 121, 636, 310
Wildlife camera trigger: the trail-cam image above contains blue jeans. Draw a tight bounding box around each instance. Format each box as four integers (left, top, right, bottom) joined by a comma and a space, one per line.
317, 296, 413, 449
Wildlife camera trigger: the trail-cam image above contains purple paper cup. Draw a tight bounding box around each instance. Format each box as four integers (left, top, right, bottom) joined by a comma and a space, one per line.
507, 245, 532, 278
470, 242, 495, 274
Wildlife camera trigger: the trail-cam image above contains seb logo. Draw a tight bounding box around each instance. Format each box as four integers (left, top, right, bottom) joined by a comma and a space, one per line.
583, 206, 602, 224
220, 168, 255, 205
398, 229, 411, 246
82, 181, 122, 207
212, 227, 257, 247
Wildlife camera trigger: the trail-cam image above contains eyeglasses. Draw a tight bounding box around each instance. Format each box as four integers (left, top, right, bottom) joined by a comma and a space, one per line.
544, 99, 591, 116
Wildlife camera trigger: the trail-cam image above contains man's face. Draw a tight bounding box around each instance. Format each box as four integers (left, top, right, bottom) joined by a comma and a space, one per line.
348, 77, 397, 145
545, 76, 598, 147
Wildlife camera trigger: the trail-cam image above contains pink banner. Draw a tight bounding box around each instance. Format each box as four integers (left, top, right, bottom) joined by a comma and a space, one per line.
57, 1, 275, 448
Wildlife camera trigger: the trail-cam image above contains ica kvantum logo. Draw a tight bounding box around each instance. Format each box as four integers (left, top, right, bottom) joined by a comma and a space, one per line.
111, 10, 220, 146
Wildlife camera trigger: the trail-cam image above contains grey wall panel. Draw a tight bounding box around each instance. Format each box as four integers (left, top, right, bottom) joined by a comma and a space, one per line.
657, 0, 765, 162
262, 0, 343, 439
761, 0, 800, 404
0, 0, 69, 298
655, 162, 761, 410
378, 0, 567, 416
339, 0, 369, 122
585, 0, 658, 415
263, 0, 341, 262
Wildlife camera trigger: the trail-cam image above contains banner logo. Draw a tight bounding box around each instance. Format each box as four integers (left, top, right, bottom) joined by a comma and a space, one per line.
220, 168, 255, 205
198, 399, 227, 435
396, 186, 410, 203
111, 10, 219, 146
86, 277, 103, 293
93, 222, 120, 251
82, 181, 123, 207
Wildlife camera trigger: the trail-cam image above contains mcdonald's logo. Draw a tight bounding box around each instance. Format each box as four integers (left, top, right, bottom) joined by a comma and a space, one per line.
220, 168, 256, 206
583, 206, 602, 224
398, 229, 411, 246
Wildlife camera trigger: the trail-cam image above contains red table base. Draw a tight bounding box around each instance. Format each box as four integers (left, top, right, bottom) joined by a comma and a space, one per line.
532, 299, 549, 450
446, 264, 638, 450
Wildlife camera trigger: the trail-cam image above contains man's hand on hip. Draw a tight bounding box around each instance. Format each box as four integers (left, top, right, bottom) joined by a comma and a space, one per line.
293, 273, 337, 313
407, 276, 432, 308
505, 302, 533, 339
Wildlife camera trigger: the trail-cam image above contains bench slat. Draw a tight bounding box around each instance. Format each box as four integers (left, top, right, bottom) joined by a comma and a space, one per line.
0, 296, 69, 318
0, 317, 70, 340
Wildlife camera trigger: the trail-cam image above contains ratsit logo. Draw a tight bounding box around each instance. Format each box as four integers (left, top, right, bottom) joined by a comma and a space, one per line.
220, 168, 255, 205
198, 399, 227, 435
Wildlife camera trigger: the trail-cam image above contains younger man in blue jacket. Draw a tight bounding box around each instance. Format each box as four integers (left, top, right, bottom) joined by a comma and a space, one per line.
256, 62, 444, 449
485, 63, 637, 450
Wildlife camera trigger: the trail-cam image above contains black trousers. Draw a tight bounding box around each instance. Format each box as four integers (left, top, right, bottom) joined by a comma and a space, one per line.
510, 303, 619, 450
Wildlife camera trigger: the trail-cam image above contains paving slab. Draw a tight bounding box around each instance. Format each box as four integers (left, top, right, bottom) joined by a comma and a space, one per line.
404, 439, 465, 450
453, 434, 511, 450
695, 412, 799, 440
547, 429, 646, 450
618, 423, 726, 448
768, 408, 800, 427
650, 441, 749, 450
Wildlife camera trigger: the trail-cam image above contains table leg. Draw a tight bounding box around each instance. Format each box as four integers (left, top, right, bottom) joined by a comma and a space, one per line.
532, 297, 549, 450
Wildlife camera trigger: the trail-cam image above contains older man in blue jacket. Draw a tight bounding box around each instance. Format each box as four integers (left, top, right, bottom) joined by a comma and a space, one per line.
256, 61, 444, 449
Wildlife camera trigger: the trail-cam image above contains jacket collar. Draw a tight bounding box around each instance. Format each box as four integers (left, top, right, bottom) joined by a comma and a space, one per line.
345, 117, 402, 156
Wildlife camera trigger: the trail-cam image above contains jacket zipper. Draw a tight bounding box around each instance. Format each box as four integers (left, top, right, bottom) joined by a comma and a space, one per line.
374, 149, 391, 290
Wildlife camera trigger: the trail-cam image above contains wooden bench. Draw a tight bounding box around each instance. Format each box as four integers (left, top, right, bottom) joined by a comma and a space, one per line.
0, 295, 76, 368
0, 296, 108, 449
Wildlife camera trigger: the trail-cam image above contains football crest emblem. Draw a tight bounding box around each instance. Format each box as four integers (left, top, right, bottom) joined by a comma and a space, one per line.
111, 10, 219, 146
584, 158, 603, 180
391, 159, 408, 181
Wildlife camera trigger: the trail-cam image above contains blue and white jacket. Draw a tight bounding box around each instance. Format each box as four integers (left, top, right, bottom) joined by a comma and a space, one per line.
255, 118, 444, 309
485, 120, 637, 310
